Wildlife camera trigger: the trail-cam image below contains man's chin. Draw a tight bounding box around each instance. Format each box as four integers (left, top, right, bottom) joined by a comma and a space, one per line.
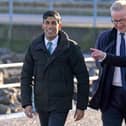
46, 35, 57, 40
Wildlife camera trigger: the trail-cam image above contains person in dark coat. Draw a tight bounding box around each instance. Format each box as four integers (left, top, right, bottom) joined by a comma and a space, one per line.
89, 0, 126, 126
21, 10, 89, 126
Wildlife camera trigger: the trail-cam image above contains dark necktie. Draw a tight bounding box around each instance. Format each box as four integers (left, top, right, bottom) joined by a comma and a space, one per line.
120, 33, 126, 88
47, 42, 52, 54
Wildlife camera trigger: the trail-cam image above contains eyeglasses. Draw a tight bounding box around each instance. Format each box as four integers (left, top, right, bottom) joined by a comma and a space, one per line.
111, 18, 126, 25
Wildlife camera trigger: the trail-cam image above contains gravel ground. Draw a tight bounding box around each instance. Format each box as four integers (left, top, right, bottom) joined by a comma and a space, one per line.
0, 108, 102, 126
0, 108, 125, 126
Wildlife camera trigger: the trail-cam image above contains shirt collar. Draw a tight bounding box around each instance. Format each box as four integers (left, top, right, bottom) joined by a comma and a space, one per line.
45, 36, 59, 47
117, 30, 126, 36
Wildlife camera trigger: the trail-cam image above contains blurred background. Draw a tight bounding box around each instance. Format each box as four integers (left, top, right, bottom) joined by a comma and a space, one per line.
0, 0, 114, 116
0, 0, 114, 54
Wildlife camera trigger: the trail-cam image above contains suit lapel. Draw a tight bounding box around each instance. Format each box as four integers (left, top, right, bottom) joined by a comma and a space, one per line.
43, 41, 69, 73
105, 28, 117, 54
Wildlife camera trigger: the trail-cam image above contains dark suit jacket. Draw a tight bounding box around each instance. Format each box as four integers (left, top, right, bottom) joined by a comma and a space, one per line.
21, 30, 89, 112
89, 28, 126, 111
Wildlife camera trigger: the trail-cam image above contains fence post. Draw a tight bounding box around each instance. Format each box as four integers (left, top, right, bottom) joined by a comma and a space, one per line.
8, 0, 13, 48
0, 71, 4, 85
49, 0, 54, 10
93, 0, 97, 27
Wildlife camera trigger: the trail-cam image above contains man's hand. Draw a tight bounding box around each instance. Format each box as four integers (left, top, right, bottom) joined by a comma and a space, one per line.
90, 48, 106, 61
24, 105, 34, 118
74, 109, 85, 121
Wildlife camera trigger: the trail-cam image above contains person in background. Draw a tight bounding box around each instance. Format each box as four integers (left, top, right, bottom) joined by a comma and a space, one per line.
21, 10, 89, 126
89, 0, 126, 126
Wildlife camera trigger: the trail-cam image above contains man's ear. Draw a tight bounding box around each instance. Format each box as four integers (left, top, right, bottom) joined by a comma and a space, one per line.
58, 23, 62, 31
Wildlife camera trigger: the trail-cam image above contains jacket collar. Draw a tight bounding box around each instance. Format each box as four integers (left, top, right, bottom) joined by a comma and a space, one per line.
34, 30, 70, 53
110, 27, 117, 42
104, 28, 117, 54
38, 31, 71, 73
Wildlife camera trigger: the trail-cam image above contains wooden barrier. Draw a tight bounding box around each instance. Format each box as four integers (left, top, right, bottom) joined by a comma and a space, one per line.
0, 72, 3, 85
0, 82, 20, 89
0, 59, 99, 121
0, 62, 23, 69
0, 57, 98, 87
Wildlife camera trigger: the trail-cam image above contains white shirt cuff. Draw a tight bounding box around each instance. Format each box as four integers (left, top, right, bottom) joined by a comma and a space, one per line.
98, 52, 107, 62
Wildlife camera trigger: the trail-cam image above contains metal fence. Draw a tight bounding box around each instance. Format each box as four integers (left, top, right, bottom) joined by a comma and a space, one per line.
0, 0, 113, 16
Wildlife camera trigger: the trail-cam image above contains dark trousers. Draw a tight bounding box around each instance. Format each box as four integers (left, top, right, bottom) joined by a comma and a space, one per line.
102, 86, 126, 126
38, 111, 68, 126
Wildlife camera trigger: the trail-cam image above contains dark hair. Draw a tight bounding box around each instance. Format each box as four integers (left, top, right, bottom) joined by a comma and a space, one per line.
43, 10, 61, 23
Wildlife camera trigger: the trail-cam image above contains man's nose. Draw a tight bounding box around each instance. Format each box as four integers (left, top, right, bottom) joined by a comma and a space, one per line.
48, 23, 53, 27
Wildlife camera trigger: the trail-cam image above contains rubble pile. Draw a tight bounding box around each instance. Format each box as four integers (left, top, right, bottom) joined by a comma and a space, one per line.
0, 88, 22, 114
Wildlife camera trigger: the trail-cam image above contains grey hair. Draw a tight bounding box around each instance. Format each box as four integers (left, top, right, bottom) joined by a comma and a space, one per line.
110, 0, 126, 12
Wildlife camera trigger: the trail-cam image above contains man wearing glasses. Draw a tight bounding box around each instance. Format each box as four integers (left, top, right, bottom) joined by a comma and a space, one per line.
89, 0, 126, 126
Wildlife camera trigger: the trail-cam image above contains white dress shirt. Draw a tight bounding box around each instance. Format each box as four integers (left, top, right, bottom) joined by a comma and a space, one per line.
45, 36, 59, 54
112, 31, 126, 87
